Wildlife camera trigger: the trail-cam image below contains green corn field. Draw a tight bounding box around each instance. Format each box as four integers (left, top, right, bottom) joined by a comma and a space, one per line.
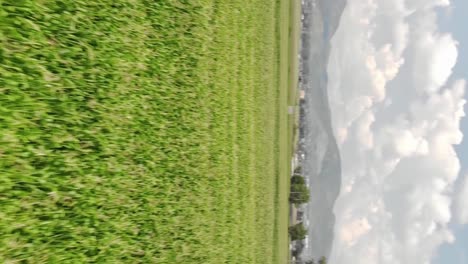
0, 0, 299, 263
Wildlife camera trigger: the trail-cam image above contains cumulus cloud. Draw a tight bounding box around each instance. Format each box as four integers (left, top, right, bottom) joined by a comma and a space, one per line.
340, 217, 372, 246
327, 0, 466, 263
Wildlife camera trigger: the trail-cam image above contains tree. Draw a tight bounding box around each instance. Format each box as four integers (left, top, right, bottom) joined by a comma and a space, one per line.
294, 166, 302, 174
289, 222, 307, 240
289, 182, 310, 205
291, 175, 305, 184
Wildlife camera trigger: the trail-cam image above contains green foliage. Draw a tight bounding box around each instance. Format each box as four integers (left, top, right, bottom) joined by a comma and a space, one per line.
288, 223, 307, 241
294, 166, 302, 174
289, 181, 310, 205
0, 0, 288, 263
291, 175, 306, 184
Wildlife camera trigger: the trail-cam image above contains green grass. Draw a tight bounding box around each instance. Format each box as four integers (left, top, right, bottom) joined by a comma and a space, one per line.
277, 0, 302, 262
0, 0, 298, 263
286, 0, 302, 159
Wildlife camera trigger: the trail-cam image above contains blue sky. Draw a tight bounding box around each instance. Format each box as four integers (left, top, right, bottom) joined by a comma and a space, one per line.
435, 226, 468, 264
435, 1, 468, 263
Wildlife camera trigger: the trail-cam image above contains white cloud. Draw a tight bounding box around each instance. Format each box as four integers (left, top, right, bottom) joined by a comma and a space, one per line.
327, 0, 466, 263
340, 218, 372, 246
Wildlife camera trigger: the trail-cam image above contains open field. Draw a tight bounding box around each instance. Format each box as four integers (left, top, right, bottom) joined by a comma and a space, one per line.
288, 0, 303, 156
1, 0, 299, 263
279, 0, 303, 262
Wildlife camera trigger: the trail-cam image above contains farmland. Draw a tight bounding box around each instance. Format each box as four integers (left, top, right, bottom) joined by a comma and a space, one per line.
0, 0, 299, 263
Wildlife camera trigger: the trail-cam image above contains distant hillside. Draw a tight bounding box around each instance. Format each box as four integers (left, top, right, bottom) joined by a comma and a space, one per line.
299, 0, 347, 261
